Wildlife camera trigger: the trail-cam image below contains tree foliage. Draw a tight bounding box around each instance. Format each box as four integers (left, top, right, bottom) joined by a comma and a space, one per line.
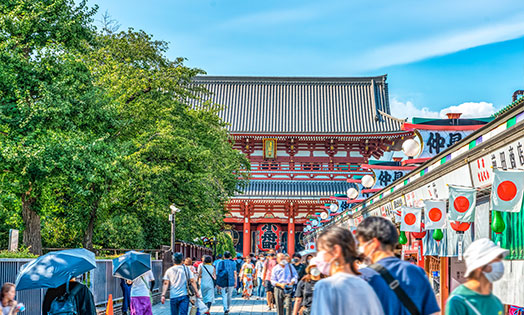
0, 1, 249, 253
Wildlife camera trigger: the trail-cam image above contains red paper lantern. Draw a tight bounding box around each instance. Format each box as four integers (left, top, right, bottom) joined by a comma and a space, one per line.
450, 221, 471, 232
411, 223, 427, 240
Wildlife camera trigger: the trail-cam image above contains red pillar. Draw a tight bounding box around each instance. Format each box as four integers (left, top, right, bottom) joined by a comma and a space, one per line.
288, 218, 295, 256
243, 218, 251, 257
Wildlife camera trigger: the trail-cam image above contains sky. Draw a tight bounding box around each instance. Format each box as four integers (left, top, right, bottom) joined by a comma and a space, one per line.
90, 0, 524, 120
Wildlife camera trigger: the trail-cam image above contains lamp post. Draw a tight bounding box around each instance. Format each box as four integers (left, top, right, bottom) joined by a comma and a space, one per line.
169, 204, 181, 253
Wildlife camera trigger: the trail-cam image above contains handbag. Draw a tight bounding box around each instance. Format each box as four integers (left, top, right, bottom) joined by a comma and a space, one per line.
140, 276, 153, 304
202, 264, 217, 287
183, 265, 197, 297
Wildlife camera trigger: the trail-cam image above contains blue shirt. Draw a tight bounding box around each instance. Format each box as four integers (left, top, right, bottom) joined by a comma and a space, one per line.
216, 259, 236, 287
271, 263, 298, 285
359, 257, 440, 315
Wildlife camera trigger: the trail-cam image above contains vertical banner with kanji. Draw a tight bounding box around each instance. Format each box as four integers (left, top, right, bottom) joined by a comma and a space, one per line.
257, 224, 281, 251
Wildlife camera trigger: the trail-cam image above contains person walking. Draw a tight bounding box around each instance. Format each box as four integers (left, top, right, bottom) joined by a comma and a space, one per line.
161, 253, 200, 315
310, 226, 383, 315
445, 238, 508, 315
292, 264, 325, 315
235, 255, 244, 295
262, 250, 277, 311
255, 254, 266, 300
185, 257, 198, 279
216, 251, 237, 315
213, 254, 223, 295
292, 253, 307, 284
240, 257, 255, 299
356, 217, 440, 315
271, 253, 298, 315
0, 283, 21, 315
42, 278, 96, 315
130, 269, 154, 315
197, 255, 216, 315
119, 279, 132, 315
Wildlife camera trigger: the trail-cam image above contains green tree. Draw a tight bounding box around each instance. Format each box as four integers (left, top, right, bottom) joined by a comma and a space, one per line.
87, 30, 250, 248
0, 0, 121, 254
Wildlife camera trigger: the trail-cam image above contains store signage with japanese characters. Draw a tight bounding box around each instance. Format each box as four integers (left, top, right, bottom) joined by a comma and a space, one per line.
418, 130, 473, 158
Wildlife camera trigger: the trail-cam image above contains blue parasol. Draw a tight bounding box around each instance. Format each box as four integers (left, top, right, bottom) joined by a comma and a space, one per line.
15, 248, 96, 290
112, 251, 151, 281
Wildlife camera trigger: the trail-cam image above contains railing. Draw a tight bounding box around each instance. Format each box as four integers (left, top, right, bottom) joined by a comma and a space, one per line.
0, 259, 164, 315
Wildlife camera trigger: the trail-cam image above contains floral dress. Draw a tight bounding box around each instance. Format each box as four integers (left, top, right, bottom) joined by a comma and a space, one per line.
241, 262, 255, 297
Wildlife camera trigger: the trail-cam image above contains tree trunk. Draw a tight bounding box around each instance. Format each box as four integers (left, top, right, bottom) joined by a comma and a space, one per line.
21, 194, 42, 255
83, 202, 98, 250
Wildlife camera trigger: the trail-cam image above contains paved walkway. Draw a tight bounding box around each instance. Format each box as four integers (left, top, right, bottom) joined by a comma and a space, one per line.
152, 296, 277, 315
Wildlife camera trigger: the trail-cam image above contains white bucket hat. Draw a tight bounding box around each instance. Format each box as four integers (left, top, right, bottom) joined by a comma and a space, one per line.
464, 238, 509, 277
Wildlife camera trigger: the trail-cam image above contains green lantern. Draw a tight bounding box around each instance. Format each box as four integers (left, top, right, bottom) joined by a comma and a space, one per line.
491, 210, 505, 234
399, 231, 408, 245
432, 229, 444, 242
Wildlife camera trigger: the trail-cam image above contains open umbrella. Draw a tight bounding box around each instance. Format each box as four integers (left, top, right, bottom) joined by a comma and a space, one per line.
15, 248, 96, 291
112, 251, 151, 280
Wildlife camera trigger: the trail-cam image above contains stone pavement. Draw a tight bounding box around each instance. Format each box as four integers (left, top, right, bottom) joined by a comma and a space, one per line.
152, 295, 277, 315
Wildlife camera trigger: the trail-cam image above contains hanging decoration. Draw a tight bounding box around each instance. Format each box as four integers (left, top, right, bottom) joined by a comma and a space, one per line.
347, 187, 359, 199
490, 169, 524, 213
257, 224, 281, 251
424, 200, 446, 229
448, 186, 476, 222
361, 174, 376, 188
411, 222, 427, 240
400, 207, 422, 232
399, 231, 408, 245
491, 211, 506, 234
432, 229, 444, 242
450, 220, 471, 261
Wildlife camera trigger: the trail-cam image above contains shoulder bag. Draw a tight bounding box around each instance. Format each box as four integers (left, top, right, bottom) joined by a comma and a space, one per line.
369, 263, 420, 315
202, 264, 217, 287
183, 265, 196, 297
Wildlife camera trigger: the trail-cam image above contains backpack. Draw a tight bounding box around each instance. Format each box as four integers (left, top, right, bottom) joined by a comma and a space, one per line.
48, 283, 83, 315
216, 260, 230, 288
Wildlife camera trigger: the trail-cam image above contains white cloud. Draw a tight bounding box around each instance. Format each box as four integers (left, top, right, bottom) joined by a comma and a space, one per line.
348, 13, 524, 71
390, 98, 439, 120
439, 102, 496, 118
219, 6, 321, 29
390, 98, 497, 121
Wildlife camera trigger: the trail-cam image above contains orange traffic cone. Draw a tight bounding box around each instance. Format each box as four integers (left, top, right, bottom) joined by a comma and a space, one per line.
106, 294, 114, 315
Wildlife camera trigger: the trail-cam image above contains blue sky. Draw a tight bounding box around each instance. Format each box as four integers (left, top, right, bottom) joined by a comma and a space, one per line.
91, 0, 524, 119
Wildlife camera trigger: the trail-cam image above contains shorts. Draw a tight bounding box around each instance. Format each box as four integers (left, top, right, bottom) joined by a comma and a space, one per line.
264, 280, 274, 293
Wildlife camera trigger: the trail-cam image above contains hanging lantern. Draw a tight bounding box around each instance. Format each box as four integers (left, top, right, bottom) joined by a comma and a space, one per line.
402, 138, 421, 157
361, 175, 375, 188
411, 223, 427, 240
432, 229, 444, 242
330, 203, 339, 213
399, 231, 408, 245
450, 221, 471, 233
347, 187, 359, 199
320, 212, 329, 220
491, 211, 506, 234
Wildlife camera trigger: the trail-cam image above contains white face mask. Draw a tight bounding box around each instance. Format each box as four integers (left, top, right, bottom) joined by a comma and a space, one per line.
280, 260, 288, 266
483, 261, 504, 283
314, 251, 335, 276
310, 267, 321, 277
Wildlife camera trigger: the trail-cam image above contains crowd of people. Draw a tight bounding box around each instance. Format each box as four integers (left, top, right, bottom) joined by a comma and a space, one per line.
0, 216, 510, 315
159, 216, 509, 315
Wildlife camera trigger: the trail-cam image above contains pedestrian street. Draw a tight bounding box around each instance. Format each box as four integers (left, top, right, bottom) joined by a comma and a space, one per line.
152, 296, 277, 315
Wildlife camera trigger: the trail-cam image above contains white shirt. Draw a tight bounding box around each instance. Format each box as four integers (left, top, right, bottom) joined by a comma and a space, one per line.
311, 272, 383, 315
163, 265, 195, 299
131, 270, 154, 297
255, 260, 264, 278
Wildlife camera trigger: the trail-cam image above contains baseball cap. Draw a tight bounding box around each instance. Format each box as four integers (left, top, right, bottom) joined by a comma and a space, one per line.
464, 238, 508, 277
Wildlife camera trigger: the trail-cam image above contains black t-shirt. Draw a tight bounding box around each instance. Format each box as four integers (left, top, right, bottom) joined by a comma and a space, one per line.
294, 279, 318, 309
42, 281, 96, 315
294, 263, 306, 280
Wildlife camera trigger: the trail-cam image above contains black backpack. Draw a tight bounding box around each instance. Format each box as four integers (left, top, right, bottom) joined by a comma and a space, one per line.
48, 283, 83, 315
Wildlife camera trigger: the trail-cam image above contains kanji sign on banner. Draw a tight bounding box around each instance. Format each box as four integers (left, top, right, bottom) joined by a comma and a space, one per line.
400, 207, 422, 232
424, 200, 446, 229
490, 169, 524, 212
448, 186, 476, 222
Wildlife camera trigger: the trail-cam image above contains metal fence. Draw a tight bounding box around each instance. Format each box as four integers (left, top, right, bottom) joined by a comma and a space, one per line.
0, 259, 164, 315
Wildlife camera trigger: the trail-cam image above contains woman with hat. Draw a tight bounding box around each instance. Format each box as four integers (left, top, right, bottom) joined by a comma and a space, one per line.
445, 238, 508, 315
292, 264, 325, 315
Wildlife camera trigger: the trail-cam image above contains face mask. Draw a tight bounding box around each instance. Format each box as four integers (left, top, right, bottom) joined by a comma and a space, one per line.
310, 267, 321, 277
280, 260, 288, 266
314, 251, 335, 276
358, 240, 372, 255
292, 258, 299, 264
483, 261, 504, 283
